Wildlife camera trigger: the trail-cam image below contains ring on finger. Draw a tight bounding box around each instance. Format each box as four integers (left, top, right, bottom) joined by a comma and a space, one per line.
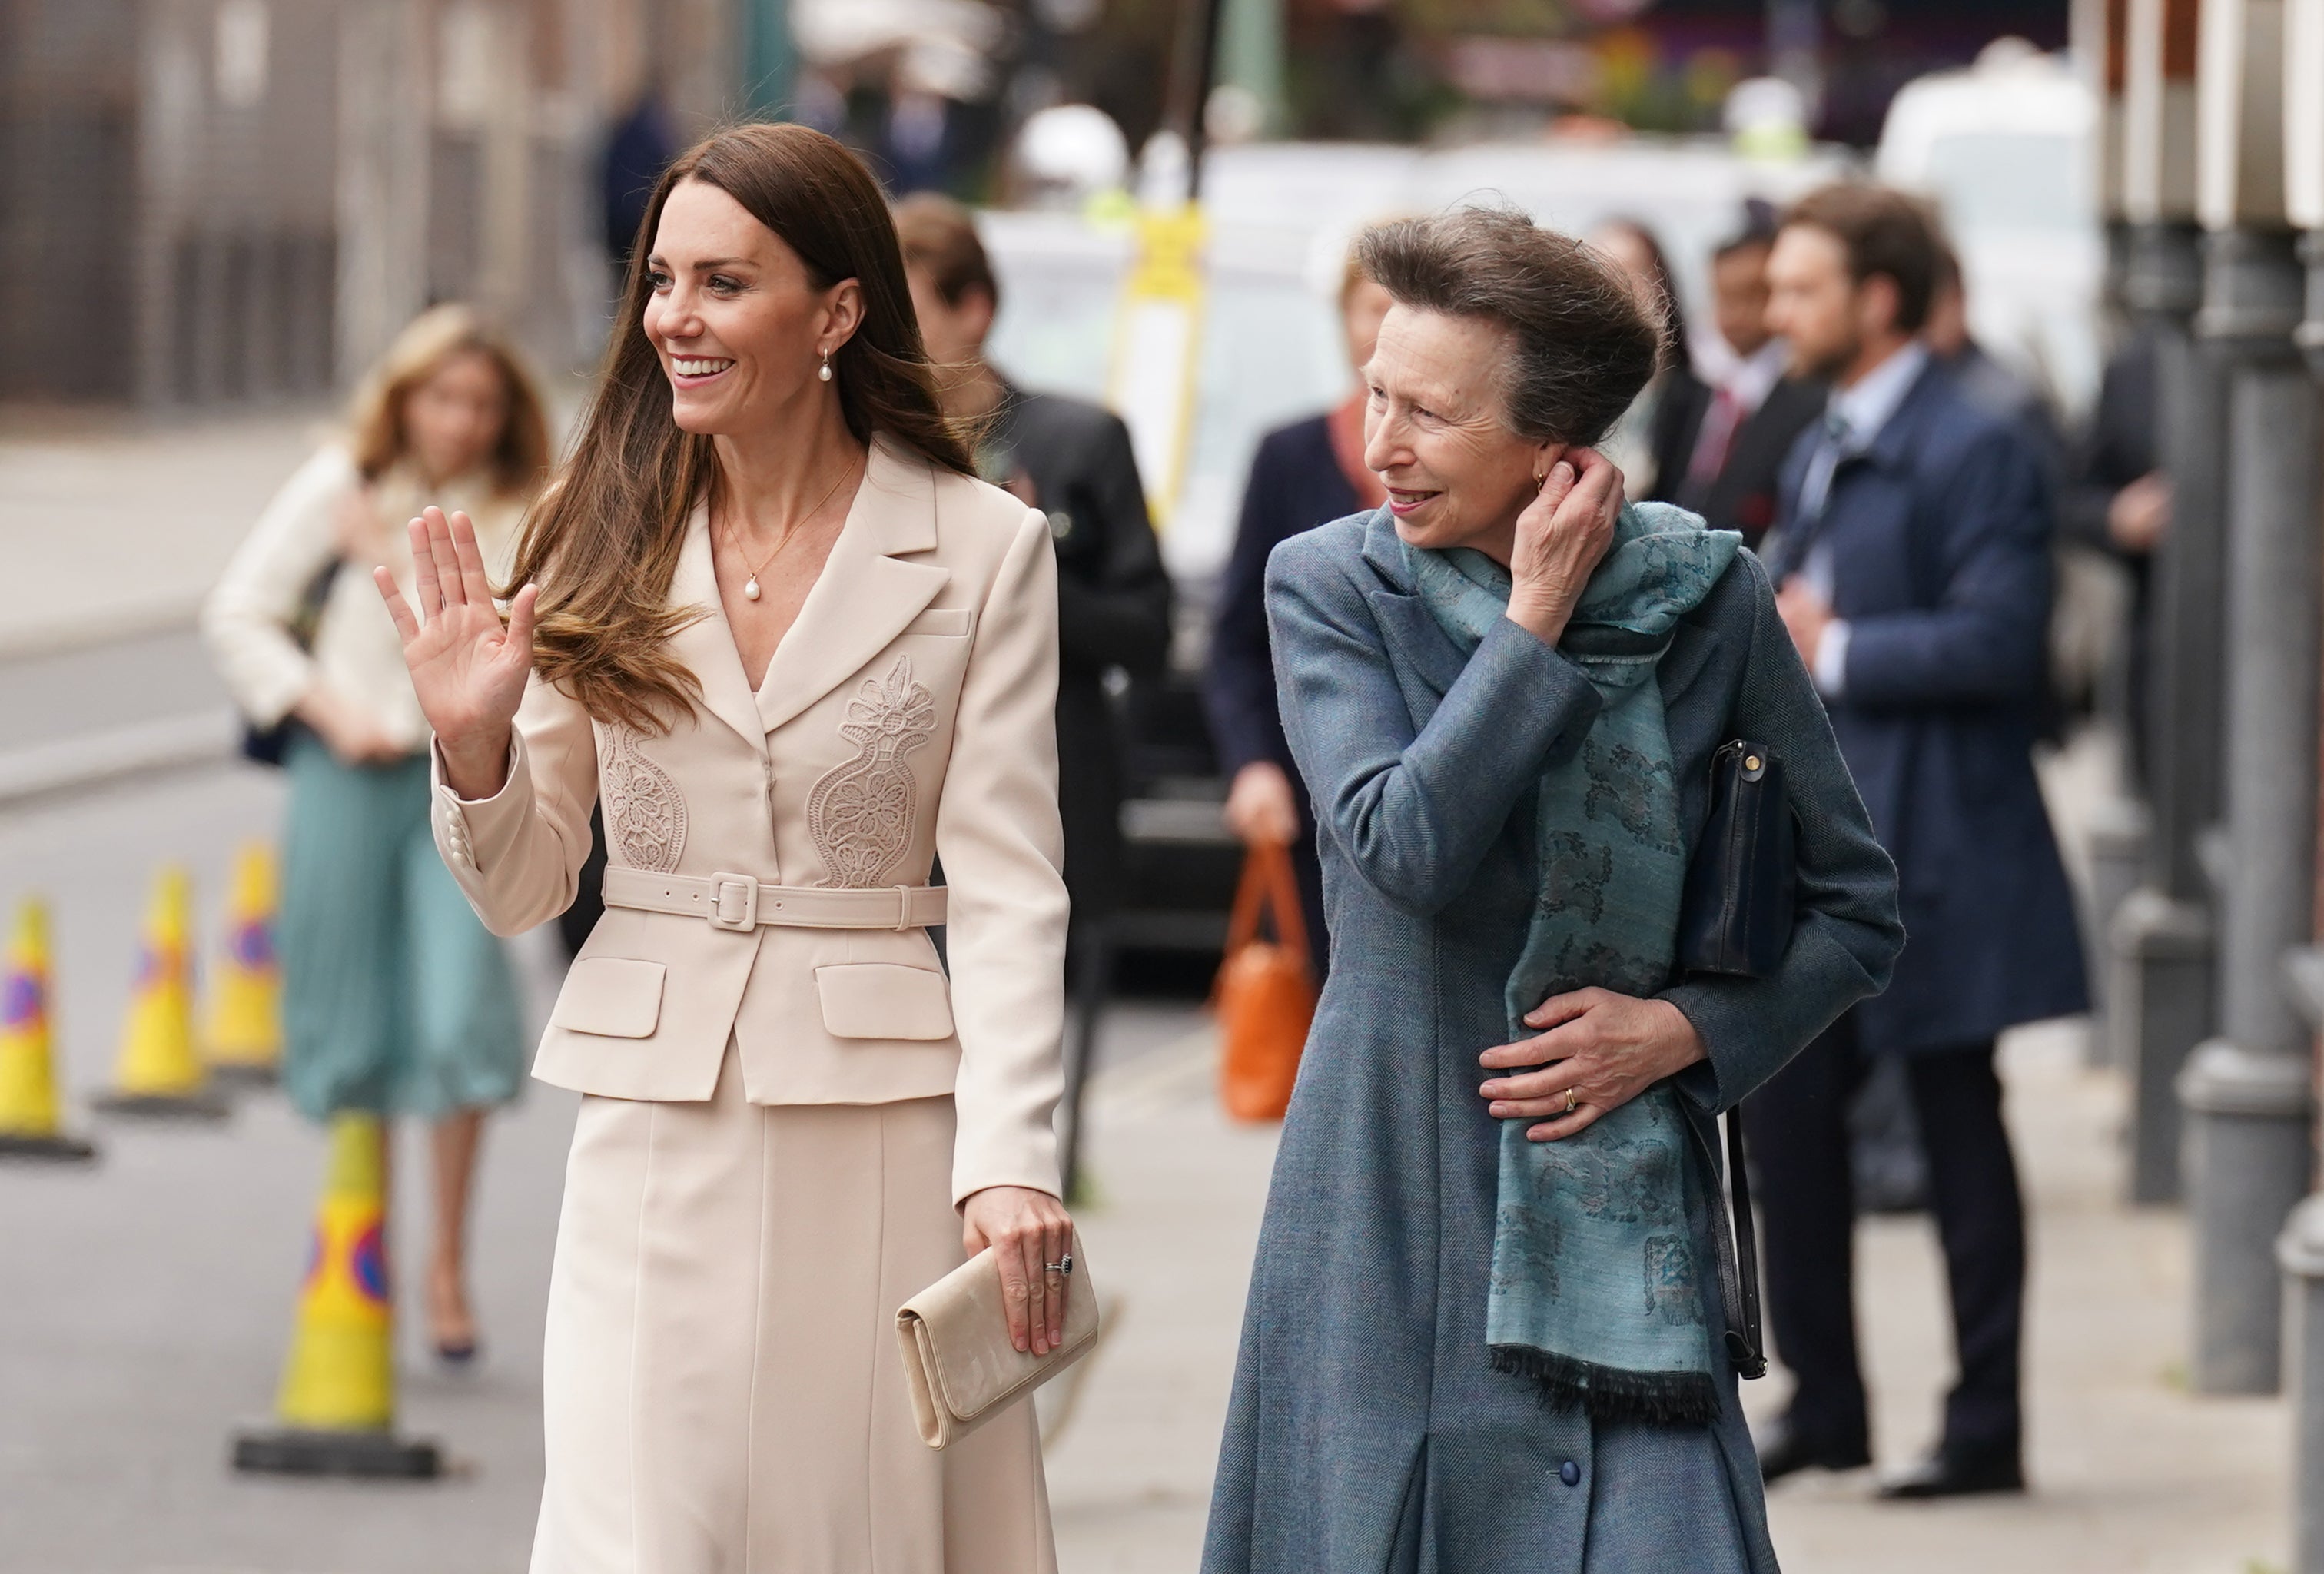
1563, 1088, 1577, 1115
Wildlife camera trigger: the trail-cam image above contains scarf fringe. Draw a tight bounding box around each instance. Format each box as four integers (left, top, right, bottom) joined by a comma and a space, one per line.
1490, 1344, 1721, 1427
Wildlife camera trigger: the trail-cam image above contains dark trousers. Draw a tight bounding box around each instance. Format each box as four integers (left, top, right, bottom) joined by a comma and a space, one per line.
1745, 1014, 2027, 1455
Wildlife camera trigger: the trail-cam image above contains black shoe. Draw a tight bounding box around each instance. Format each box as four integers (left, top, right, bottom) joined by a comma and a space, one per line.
1875, 1440, 2024, 1499
1751, 1413, 1872, 1483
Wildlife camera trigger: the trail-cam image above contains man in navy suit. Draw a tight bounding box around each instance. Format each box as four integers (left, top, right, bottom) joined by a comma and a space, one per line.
1746, 184, 2086, 1499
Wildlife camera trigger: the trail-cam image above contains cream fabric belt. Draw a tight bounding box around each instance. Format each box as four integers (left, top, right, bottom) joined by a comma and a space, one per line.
599, 868, 948, 932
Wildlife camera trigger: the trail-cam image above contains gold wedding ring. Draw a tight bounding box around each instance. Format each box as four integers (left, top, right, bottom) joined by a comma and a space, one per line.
1564, 1088, 1578, 1115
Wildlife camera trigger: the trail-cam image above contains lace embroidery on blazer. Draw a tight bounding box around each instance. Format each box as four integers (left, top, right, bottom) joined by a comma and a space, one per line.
808, 656, 937, 887
600, 724, 687, 872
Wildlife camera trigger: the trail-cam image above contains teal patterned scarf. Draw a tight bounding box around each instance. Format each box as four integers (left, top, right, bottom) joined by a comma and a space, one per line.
1405, 501, 1741, 1426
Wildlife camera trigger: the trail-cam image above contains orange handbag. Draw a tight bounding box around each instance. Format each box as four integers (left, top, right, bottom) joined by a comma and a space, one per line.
1214, 841, 1318, 1122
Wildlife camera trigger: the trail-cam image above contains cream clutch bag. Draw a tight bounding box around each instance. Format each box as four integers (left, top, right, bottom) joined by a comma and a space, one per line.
895, 1240, 1101, 1449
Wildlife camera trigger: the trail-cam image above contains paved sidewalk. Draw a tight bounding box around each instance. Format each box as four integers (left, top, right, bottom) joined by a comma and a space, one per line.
1045, 1019, 2290, 1574
0, 410, 324, 658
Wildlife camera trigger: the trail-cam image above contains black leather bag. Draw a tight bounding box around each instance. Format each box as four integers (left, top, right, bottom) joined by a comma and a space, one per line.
1678, 739, 1796, 978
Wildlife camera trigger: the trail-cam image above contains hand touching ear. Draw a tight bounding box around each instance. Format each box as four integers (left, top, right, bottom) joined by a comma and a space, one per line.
1506, 447, 1625, 647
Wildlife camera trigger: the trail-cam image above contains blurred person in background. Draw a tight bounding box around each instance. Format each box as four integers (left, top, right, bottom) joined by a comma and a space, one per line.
1586, 218, 1711, 503
2059, 327, 2167, 782
1752, 184, 2084, 1499
1205, 208, 1902, 1574
387, 125, 1072, 1569
1203, 247, 1395, 968
893, 193, 1171, 955
202, 304, 548, 1363
1665, 206, 1826, 549
1924, 241, 2063, 467
603, 89, 678, 282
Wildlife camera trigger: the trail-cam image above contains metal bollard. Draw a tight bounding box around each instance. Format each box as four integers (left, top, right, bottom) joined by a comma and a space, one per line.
2279, 1194, 2324, 1572
2178, 227, 2321, 1391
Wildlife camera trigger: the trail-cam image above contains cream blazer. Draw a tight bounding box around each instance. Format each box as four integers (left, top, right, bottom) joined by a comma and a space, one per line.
433, 440, 1069, 1204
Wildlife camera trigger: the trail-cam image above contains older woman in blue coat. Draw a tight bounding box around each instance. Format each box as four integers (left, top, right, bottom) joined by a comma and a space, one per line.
1201, 209, 1904, 1574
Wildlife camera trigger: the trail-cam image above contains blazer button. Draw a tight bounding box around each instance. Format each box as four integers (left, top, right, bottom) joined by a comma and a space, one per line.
1559, 1459, 1581, 1488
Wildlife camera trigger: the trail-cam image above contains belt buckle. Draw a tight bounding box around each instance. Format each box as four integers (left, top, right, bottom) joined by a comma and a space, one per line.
707, 872, 758, 931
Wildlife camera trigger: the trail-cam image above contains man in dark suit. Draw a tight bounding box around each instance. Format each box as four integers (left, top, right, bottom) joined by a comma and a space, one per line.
893, 195, 1173, 928
1668, 217, 1826, 549
1747, 184, 2086, 1499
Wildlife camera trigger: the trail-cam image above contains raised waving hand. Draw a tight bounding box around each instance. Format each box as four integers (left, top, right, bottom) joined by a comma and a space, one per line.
374, 505, 539, 799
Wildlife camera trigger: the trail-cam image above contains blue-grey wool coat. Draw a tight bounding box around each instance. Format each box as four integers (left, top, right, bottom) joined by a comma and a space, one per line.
1200, 509, 1905, 1574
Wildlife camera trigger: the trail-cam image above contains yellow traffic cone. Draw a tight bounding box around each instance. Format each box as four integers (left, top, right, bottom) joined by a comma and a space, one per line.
0, 898, 95, 1161
205, 843, 282, 1084
95, 865, 226, 1118
233, 1114, 440, 1477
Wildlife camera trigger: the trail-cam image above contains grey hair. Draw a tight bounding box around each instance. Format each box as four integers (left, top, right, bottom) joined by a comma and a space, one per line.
1356, 206, 1664, 447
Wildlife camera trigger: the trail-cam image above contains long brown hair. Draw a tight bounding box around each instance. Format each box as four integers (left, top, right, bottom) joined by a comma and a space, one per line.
346, 304, 550, 494
510, 122, 973, 733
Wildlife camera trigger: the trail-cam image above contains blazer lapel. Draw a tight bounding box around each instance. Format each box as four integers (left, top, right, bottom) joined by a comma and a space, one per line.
666, 504, 773, 753
755, 439, 951, 735
1357, 509, 1471, 705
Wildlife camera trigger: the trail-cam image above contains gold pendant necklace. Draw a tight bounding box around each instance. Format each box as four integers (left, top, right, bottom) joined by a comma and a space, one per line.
728, 460, 855, 602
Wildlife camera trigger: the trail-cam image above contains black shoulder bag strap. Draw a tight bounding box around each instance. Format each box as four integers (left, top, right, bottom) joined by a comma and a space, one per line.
1721, 1107, 1766, 1379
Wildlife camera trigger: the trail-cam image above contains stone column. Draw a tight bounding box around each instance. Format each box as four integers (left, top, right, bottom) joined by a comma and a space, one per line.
2282, 1194, 2324, 1573
2180, 225, 2320, 1394
2111, 221, 2224, 1197
2274, 0, 2324, 1536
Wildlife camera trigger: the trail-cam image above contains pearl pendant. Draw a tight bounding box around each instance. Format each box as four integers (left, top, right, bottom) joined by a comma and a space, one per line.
744, 576, 761, 601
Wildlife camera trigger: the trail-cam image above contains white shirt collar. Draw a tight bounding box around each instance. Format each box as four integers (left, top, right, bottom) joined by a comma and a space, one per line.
1828, 340, 1928, 448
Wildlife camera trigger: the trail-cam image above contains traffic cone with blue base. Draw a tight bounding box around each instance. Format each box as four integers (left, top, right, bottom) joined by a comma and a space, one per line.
0, 898, 96, 1161
204, 842, 282, 1085
233, 1113, 440, 1478
95, 865, 227, 1118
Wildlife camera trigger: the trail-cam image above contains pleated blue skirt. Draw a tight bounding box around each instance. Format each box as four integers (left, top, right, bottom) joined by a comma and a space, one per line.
277, 734, 526, 1121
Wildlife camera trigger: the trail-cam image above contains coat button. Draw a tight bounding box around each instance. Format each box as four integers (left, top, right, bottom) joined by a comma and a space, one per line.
1559, 1460, 1581, 1488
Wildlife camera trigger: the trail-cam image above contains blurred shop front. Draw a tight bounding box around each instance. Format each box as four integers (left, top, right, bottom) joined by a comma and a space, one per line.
0, 0, 749, 410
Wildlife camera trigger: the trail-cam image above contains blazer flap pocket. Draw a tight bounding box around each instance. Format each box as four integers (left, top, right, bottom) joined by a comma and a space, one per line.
550, 958, 667, 1039
816, 962, 955, 1041
903, 606, 973, 638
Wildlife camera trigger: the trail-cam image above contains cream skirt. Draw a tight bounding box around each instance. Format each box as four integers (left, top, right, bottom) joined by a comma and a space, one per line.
532, 1049, 1056, 1574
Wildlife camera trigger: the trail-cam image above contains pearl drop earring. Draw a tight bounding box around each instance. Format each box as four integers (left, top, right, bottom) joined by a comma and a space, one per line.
818, 351, 832, 384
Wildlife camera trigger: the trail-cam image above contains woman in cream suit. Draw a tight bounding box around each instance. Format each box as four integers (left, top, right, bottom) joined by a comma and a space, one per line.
377, 124, 1074, 1572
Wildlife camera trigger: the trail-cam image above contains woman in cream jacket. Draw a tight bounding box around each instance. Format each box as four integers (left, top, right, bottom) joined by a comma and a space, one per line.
380, 125, 1073, 1572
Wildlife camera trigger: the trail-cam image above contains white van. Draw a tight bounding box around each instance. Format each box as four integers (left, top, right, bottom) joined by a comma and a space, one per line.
1876, 40, 2104, 418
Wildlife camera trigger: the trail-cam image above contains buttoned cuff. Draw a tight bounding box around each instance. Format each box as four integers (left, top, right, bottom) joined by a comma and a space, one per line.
430, 733, 532, 878
1812, 619, 1851, 699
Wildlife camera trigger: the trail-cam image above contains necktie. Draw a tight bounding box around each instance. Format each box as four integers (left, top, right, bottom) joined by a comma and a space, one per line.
1682, 386, 1746, 496
1768, 412, 1854, 582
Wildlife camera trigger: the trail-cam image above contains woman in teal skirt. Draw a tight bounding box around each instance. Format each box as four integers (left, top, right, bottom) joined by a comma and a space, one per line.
204, 304, 550, 1359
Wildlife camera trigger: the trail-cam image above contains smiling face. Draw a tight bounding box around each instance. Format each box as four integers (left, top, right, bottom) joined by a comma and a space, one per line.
1360, 304, 1557, 560
642, 178, 862, 436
